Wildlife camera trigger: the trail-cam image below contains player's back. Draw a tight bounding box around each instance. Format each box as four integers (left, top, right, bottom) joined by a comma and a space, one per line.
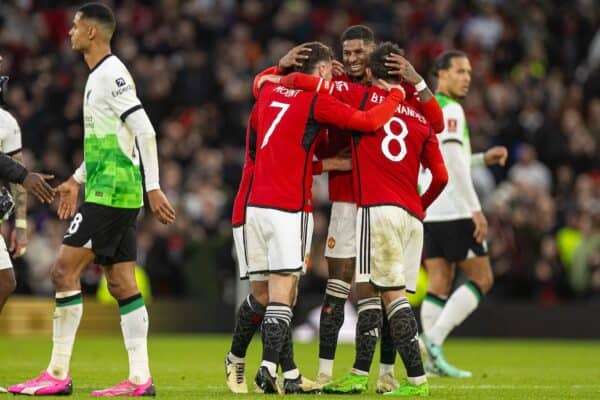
353, 86, 435, 219
248, 82, 321, 212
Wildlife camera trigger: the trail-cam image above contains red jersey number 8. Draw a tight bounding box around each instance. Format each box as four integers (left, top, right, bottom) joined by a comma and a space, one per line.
381, 116, 408, 162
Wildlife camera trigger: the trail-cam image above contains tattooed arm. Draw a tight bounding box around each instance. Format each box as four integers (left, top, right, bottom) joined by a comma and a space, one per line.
9, 151, 27, 257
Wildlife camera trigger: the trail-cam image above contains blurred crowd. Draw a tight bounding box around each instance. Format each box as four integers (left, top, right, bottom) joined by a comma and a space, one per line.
0, 0, 598, 307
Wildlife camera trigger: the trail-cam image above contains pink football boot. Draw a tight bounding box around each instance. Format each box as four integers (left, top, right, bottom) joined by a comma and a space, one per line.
8, 370, 72, 395
91, 378, 155, 397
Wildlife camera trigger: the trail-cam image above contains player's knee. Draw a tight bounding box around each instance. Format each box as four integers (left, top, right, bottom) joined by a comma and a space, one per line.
327, 258, 354, 283
251, 289, 269, 306
250, 281, 269, 305
106, 276, 138, 299
50, 261, 71, 288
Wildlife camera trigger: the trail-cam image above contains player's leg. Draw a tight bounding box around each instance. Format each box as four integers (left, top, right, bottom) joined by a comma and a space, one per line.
0, 267, 16, 313
226, 225, 268, 393
91, 259, 155, 397
381, 289, 429, 397
8, 244, 94, 395
323, 281, 380, 394
423, 219, 488, 378
318, 202, 356, 383
226, 278, 267, 393
0, 254, 16, 392
428, 256, 491, 347
421, 222, 455, 337
378, 208, 428, 396
280, 280, 320, 394
256, 272, 297, 394
253, 208, 309, 394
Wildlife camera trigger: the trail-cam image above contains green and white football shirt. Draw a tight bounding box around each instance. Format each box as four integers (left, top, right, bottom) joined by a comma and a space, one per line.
420, 93, 481, 221
82, 55, 143, 209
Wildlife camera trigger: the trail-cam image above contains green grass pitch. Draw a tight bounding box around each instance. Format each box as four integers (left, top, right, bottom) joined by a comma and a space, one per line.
1, 335, 599, 399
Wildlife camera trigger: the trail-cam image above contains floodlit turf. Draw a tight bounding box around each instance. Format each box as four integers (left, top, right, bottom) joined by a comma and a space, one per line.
0, 335, 599, 399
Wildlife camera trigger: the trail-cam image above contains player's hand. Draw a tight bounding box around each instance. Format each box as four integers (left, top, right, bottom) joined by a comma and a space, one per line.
278, 44, 312, 70
22, 172, 55, 204
148, 189, 176, 225
484, 146, 508, 167
258, 74, 281, 89
332, 60, 345, 77
377, 79, 406, 97
472, 211, 488, 243
57, 177, 80, 220
384, 53, 422, 85
9, 227, 27, 258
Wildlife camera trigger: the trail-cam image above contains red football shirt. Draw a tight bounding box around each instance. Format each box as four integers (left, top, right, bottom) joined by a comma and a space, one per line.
248, 82, 359, 212
232, 107, 258, 226
352, 86, 442, 220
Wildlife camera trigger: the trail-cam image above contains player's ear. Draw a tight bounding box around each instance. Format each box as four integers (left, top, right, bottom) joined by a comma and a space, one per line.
87, 24, 96, 40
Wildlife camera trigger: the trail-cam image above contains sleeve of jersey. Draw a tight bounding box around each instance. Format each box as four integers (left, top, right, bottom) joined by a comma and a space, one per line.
280, 73, 336, 95
0, 152, 27, 184
417, 97, 444, 133
314, 89, 405, 132
420, 134, 448, 210
3, 114, 22, 155
441, 139, 482, 212
103, 69, 143, 122
438, 102, 464, 144
124, 109, 161, 192
73, 161, 86, 184
252, 66, 282, 99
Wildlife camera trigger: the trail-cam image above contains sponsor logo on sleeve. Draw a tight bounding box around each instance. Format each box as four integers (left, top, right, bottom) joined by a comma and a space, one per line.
115, 77, 126, 87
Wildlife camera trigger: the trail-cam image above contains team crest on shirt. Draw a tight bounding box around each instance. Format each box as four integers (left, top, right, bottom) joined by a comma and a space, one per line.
327, 236, 336, 249
115, 77, 127, 87
448, 118, 458, 132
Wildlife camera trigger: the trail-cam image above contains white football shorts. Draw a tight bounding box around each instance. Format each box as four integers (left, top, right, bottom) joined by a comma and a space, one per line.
244, 207, 313, 277
355, 205, 423, 292
324, 202, 357, 259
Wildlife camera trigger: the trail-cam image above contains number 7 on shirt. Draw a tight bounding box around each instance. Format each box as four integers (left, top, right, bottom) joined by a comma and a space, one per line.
260, 101, 290, 149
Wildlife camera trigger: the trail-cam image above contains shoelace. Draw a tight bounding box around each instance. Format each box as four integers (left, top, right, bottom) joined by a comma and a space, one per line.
235, 363, 244, 384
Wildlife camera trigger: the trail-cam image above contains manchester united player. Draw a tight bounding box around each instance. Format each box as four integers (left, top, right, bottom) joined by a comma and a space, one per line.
247, 41, 406, 394
225, 106, 351, 394
347, 42, 447, 396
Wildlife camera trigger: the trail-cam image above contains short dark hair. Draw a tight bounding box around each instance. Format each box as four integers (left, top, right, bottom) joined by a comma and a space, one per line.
432, 50, 467, 77
369, 42, 402, 82
78, 2, 116, 37
341, 25, 375, 45
293, 42, 333, 74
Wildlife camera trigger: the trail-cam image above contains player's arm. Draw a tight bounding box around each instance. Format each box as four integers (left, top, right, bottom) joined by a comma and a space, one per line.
419, 132, 448, 210
253, 66, 282, 98
314, 84, 405, 132
471, 146, 508, 168
1, 115, 28, 255
8, 152, 27, 257
385, 54, 444, 133
0, 152, 54, 203
104, 70, 175, 224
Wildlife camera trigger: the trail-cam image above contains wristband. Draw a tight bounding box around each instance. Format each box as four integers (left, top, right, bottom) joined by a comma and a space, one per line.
414, 79, 428, 92
471, 153, 485, 167
15, 219, 27, 229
